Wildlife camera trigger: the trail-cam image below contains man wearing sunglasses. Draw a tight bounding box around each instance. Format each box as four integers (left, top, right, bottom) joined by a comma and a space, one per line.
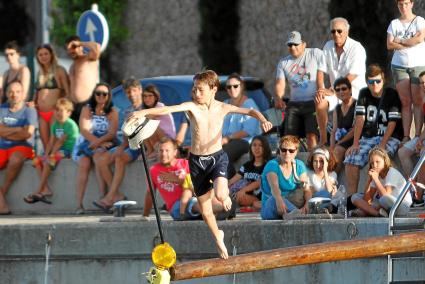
344, 64, 403, 197
66, 35, 101, 124
315, 17, 367, 146
274, 31, 323, 151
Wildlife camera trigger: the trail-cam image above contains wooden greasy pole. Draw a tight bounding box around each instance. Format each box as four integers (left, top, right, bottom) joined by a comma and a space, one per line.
170, 231, 425, 281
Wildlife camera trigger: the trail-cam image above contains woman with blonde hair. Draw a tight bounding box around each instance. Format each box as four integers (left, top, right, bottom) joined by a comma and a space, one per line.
351, 147, 412, 217
34, 44, 70, 149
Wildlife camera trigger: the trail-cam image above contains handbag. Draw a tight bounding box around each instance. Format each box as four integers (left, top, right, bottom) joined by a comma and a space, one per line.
286, 187, 305, 208
285, 161, 306, 208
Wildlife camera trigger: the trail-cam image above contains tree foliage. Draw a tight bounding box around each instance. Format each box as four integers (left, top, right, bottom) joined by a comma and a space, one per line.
50, 0, 129, 48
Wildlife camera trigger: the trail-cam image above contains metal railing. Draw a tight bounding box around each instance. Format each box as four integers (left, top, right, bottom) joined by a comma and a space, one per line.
387, 151, 425, 283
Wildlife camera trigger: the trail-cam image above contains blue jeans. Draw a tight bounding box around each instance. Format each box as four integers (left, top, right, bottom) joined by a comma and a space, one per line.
170, 197, 201, 221
261, 196, 297, 220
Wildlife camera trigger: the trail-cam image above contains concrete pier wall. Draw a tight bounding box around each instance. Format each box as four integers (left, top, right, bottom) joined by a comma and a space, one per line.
0, 218, 424, 283
1, 152, 402, 214
2, 160, 149, 214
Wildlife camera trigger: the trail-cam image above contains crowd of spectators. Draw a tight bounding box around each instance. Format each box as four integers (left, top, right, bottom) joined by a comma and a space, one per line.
0, 0, 424, 219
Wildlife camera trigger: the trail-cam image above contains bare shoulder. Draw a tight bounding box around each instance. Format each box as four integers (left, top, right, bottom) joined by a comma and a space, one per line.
56, 65, 68, 75
21, 65, 30, 74
212, 99, 228, 109
180, 101, 198, 111
108, 108, 119, 117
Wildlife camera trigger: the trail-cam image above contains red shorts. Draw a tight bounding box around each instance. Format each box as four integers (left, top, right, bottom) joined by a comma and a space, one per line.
0, 146, 34, 169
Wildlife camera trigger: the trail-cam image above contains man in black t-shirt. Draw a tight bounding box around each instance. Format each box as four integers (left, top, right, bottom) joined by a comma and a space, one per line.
343, 64, 402, 196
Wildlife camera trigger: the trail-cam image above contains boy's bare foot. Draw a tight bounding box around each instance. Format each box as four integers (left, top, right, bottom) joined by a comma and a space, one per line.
215, 230, 228, 259
222, 196, 232, 211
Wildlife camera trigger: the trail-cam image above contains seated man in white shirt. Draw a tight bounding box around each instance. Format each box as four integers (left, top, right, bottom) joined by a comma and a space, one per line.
315, 17, 367, 145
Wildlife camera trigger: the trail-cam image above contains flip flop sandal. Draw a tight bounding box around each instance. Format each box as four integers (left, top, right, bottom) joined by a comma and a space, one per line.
23, 194, 38, 204
92, 200, 113, 214
32, 194, 52, 204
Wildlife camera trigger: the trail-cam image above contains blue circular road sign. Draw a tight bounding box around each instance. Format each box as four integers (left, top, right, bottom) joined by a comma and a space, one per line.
76, 5, 109, 52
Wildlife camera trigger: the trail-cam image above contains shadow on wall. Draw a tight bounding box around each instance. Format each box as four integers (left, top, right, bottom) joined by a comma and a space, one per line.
199, 0, 241, 74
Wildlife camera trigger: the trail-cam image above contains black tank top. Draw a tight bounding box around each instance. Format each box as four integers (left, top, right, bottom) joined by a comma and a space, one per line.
2, 67, 22, 94
336, 100, 356, 130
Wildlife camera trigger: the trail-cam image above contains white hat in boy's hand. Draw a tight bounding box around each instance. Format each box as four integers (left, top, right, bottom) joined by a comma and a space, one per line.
122, 116, 160, 149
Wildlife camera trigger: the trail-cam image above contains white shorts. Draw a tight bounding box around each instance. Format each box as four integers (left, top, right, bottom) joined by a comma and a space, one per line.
325, 94, 339, 112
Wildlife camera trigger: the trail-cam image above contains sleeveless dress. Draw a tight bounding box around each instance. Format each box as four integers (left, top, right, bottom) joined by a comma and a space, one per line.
75, 108, 115, 157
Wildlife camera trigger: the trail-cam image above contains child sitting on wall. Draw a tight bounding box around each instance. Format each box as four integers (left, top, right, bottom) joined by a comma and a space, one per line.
350, 147, 412, 217
24, 98, 79, 204
306, 146, 339, 213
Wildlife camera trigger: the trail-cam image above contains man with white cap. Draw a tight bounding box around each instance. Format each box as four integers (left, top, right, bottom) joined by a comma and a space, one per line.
274, 31, 323, 150
316, 17, 367, 145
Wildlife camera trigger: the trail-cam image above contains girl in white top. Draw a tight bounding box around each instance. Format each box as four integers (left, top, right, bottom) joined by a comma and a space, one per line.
387, 0, 425, 141
351, 147, 412, 217
306, 147, 338, 199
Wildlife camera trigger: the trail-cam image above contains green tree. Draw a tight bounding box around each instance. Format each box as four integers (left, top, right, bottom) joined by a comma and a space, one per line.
51, 0, 129, 84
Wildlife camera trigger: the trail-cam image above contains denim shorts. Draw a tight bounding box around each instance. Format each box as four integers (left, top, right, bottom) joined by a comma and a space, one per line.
391, 64, 425, 84
109, 146, 140, 162
169, 197, 200, 221
344, 136, 400, 167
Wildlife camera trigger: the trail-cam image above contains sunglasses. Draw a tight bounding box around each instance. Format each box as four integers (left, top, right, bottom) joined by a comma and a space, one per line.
335, 87, 348, 92
94, 91, 109, 97
331, 29, 343, 34
226, 84, 240, 90
367, 79, 382, 85
280, 147, 296, 154
287, 43, 300, 47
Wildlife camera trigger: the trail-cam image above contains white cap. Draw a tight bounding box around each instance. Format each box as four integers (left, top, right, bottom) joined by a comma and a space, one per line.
122, 117, 160, 149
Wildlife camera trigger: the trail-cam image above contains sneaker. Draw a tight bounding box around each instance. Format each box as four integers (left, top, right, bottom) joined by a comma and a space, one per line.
379, 208, 389, 218
349, 209, 366, 217
75, 207, 85, 215
412, 199, 425, 207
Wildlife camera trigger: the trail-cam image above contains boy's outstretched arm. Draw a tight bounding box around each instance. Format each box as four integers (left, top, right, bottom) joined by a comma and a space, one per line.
228, 105, 273, 133
128, 102, 192, 122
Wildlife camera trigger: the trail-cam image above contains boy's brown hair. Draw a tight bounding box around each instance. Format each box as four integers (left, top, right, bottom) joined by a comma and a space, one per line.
366, 63, 385, 82
56, 98, 74, 112
123, 78, 142, 91
193, 70, 220, 90
159, 136, 178, 150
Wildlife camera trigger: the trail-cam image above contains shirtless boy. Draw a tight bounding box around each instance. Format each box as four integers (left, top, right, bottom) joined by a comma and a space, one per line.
66, 35, 101, 123
129, 70, 273, 259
